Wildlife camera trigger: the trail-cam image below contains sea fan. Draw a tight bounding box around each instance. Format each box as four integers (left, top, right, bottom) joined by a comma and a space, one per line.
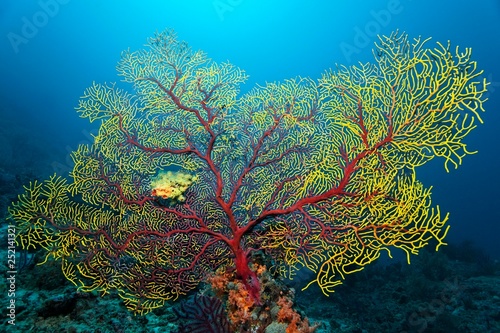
174, 294, 231, 333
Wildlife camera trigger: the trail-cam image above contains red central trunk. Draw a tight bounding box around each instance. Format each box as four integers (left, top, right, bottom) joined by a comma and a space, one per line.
232, 245, 261, 305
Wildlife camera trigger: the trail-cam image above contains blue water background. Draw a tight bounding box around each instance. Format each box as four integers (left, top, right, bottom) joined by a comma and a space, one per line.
1, 0, 499, 259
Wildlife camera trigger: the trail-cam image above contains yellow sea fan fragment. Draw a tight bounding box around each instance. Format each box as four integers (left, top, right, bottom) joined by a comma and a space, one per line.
150, 170, 198, 202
